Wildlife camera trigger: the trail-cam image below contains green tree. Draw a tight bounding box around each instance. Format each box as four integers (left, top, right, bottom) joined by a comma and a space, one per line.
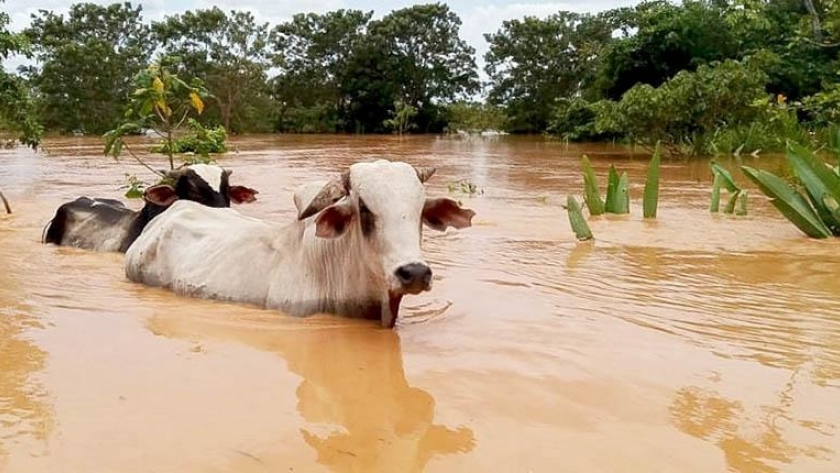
596, 0, 741, 100
1, 0, 42, 147
484, 11, 618, 133
367, 3, 478, 132
270, 4, 477, 134
153, 8, 272, 132
598, 0, 838, 101
25, 2, 153, 134
340, 39, 399, 133
270, 9, 373, 132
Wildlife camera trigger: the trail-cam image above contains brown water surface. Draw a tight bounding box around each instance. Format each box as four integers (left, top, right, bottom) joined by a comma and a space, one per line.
1, 135, 839, 472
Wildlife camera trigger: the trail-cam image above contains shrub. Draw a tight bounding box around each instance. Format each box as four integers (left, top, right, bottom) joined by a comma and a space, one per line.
590, 58, 804, 155
549, 97, 611, 141
151, 119, 227, 160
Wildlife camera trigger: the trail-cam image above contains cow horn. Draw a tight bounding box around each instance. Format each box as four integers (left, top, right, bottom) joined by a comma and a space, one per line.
414, 165, 436, 183
298, 170, 350, 220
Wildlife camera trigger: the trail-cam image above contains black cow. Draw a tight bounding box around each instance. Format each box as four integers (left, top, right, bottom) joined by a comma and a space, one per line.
43, 164, 258, 252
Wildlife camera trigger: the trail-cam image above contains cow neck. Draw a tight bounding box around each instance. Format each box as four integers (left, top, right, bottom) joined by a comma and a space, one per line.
288, 217, 386, 314
120, 202, 169, 252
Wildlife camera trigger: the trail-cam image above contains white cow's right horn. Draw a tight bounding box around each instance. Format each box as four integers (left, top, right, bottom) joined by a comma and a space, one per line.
298, 170, 350, 220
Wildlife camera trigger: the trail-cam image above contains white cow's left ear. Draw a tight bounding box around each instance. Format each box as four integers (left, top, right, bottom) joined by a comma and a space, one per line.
315, 199, 354, 238
422, 197, 475, 231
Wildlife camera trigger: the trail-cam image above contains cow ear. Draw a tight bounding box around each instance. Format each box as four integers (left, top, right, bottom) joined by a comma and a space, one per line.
315, 200, 354, 238
422, 197, 475, 231
144, 185, 178, 207
228, 185, 258, 204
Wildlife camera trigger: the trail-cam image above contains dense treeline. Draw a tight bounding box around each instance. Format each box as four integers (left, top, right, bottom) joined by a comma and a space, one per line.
2, 0, 840, 155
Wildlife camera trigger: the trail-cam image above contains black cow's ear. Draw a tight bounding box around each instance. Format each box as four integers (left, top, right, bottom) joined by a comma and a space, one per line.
228, 185, 258, 204
144, 185, 178, 207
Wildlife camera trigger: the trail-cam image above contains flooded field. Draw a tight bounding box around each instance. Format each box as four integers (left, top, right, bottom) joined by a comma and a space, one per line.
1, 135, 839, 472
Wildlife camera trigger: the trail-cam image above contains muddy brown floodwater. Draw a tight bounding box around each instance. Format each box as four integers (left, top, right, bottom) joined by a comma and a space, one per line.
1, 135, 839, 473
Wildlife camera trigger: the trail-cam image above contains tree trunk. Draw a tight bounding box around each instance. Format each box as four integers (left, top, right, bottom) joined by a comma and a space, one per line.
804, 0, 823, 42
222, 88, 234, 131
0, 188, 12, 214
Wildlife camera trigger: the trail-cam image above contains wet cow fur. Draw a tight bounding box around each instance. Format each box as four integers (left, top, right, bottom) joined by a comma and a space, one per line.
43, 164, 258, 253
124, 160, 475, 328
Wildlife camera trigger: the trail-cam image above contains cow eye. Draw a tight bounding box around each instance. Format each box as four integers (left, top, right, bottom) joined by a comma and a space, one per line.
358, 198, 370, 214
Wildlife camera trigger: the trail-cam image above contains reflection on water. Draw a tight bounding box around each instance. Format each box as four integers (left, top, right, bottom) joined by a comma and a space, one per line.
1, 135, 839, 471
0, 216, 54, 467
671, 370, 834, 473
148, 314, 475, 472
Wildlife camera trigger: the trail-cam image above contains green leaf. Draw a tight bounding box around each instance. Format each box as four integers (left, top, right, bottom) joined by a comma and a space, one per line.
711, 162, 740, 193
787, 144, 840, 235
581, 155, 604, 216
824, 193, 840, 219
724, 190, 739, 214
736, 190, 748, 216
742, 166, 831, 239
643, 145, 660, 218
103, 132, 115, 156
604, 165, 620, 213
605, 171, 630, 214
566, 195, 593, 241
710, 172, 723, 213
125, 187, 143, 199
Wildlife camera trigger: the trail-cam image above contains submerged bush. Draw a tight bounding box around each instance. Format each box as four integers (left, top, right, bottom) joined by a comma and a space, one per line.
151, 119, 228, 157
549, 97, 611, 141
445, 101, 508, 133
547, 58, 819, 156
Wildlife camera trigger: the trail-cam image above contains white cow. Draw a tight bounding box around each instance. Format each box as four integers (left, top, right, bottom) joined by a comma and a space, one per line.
125, 160, 475, 327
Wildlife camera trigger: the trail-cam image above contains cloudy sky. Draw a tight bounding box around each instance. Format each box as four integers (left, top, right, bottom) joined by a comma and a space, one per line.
3, 0, 641, 74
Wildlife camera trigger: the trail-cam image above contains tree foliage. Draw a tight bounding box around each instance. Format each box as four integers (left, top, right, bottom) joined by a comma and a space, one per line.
153, 8, 272, 132
592, 59, 775, 154
484, 12, 618, 133
5, 0, 840, 153
270, 9, 373, 132
104, 57, 216, 174
271, 2, 477, 133
25, 2, 153, 134
0, 0, 42, 147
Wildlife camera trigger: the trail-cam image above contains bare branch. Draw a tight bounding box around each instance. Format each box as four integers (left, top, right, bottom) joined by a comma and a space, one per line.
803, 0, 823, 43
0, 188, 12, 214
122, 142, 166, 177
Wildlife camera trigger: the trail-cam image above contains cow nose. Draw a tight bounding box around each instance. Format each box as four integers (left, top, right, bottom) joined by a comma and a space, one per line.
395, 263, 432, 292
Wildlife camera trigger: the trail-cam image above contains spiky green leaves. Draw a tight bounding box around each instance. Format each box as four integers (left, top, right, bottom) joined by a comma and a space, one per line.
643, 145, 661, 218
566, 195, 593, 241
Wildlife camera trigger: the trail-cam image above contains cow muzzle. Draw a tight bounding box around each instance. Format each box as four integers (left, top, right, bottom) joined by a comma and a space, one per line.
393, 262, 433, 294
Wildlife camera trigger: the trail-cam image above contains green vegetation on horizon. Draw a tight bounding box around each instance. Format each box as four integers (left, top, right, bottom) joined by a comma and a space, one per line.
2, 1, 840, 156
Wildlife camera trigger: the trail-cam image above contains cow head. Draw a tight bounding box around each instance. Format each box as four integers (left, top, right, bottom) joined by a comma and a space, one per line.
298, 160, 475, 328
143, 164, 259, 209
